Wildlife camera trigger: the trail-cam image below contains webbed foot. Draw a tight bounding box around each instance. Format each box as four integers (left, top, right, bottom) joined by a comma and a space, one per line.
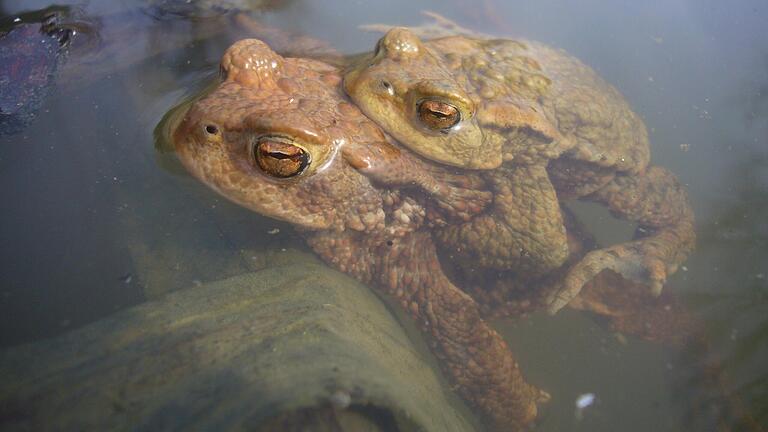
546, 241, 676, 314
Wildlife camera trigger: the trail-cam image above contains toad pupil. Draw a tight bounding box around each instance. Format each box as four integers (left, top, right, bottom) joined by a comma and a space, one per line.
418, 100, 460, 130
255, 140, 309, 178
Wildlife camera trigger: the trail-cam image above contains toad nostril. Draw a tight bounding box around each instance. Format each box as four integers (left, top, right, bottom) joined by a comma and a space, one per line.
380, 80, 394, 95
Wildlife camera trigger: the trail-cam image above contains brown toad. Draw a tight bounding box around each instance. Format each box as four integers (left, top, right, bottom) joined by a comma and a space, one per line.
343, 23, 695, 313
173, 39, 548, 431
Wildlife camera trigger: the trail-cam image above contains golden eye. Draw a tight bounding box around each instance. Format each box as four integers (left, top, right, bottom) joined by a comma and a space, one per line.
417, 100, 461, 131
254, 138, 310, 178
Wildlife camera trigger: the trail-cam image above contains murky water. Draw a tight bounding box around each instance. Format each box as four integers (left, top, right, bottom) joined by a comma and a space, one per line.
1, 0, 766, 430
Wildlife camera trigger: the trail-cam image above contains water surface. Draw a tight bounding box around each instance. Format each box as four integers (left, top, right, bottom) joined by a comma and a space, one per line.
1, 0, 766, 430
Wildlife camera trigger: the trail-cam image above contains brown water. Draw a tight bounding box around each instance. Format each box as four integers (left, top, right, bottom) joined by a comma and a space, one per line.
1, 0, 766, 430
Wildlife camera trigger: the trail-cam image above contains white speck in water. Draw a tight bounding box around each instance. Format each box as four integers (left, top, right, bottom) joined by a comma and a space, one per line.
730, 329, 738, 340
681, 265, 688, 272
575, 393, 596, 420
576, 393, 595, 408
267, 228, 280, 235
756, 273, 765, 279
13, 17, 21, 23
679, 143, 690, 152
330, 390, 351, 409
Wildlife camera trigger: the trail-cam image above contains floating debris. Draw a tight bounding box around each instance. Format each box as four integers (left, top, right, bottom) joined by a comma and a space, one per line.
575, 392, 596, 420
267, 228, 280, 235
330, 390, 351, 409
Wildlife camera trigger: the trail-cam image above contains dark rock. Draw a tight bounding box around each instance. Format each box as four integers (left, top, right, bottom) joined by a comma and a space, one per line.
0, 11, 73, 136
0, 264, 478, 431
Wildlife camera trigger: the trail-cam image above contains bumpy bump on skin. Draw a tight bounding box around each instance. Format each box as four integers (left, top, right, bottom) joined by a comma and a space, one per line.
308, 230, 546, 431
175, 38, 546, 431
548, 166, 696, 313
437, 164, 569, 273
378, 27, 424, 58
221, 39, 284, 88
344, 28, 497, 170
346, 18, 694, 309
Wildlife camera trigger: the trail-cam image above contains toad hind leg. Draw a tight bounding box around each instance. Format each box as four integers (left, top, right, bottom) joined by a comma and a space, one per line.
309, 230, 548, 431
437, 163, 570, 274
548, 166, 695, 313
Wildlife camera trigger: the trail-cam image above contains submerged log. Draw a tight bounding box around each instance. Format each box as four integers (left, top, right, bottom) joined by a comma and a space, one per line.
0, 264, 478, 431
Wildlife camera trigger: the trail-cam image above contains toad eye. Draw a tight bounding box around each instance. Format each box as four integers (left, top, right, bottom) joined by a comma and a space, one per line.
254, 138, 310, 178
417, 100, 461, 131
204, 124, 220, 135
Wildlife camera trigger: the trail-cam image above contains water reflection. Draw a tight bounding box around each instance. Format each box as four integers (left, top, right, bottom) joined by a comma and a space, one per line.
0, 6, 95, 136
144, 0, 297, 20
